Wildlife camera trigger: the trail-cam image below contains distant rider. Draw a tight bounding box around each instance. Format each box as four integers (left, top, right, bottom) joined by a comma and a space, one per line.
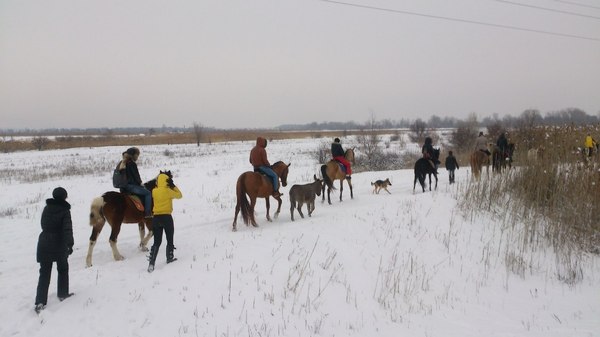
475, 132, 490, 156
250, 137, 280, 198
331, 137, 352, 180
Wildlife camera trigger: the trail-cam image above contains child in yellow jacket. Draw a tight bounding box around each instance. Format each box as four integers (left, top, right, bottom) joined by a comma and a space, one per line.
148, 171, 182, 273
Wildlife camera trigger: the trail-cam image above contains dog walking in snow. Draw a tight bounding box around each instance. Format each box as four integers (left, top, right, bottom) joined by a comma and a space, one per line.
371, 178, 392, 194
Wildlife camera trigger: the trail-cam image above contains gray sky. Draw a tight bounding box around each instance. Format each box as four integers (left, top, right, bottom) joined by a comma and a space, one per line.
1, 0, 599, 129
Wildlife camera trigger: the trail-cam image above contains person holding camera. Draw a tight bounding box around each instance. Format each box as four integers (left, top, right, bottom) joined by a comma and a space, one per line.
147, 171, 182, 273
35, 187, 74, 313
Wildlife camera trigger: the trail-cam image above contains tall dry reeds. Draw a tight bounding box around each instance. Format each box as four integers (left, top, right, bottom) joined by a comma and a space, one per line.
460, 126, 600, 284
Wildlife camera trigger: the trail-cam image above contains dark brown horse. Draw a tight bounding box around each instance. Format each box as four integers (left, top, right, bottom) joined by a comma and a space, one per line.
85, 173, 166, 267
232, 161, 290, 231
492, 143, 515, 173
321, 148, 355, 204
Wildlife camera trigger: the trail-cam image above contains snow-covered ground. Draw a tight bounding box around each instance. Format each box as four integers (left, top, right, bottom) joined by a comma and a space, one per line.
0, 137, 598, 337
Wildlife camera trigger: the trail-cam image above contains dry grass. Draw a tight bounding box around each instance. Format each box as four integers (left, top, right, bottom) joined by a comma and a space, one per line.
460, 126, 600, 283
0, 129, 401, 153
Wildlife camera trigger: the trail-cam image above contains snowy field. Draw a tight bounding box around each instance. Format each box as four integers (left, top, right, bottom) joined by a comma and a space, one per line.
0, 137, 598, 337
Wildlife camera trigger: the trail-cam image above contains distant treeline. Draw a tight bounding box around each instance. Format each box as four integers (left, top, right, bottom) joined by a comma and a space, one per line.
280, 108, 599, 131
1, 107, 598, 136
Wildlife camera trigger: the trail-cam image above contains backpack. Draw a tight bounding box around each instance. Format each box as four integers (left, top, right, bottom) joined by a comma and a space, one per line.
112, 162, 128, 189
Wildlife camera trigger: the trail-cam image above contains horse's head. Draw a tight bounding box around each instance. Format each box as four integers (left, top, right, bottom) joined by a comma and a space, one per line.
272, 161, 290, 187
432, 148, 440, 161
345, 148, 356, 164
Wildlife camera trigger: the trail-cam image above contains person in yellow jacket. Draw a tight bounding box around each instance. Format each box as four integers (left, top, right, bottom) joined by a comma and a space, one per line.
585, 133, 597, 157
148, 171, 182, 273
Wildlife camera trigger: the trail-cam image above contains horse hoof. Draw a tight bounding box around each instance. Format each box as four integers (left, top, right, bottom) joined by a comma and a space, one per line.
252, 223, 259, 228
115, 256, 125, 261
232, 227, 237, 232
140, 246, 149, 252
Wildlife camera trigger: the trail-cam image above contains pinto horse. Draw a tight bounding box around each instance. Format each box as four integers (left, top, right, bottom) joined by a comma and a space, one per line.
232, 161, 290, 231
413, 148, 439, 192
321, 148, 355, 204
85, 172, 168, 267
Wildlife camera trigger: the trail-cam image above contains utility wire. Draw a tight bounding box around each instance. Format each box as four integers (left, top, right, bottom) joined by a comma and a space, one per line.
551, 0, 600, 11
320, 0, 600, 42
491, 0, 600, 20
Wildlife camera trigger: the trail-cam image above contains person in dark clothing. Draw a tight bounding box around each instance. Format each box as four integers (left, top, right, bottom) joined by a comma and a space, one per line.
496, 132, 509, 154
331, 138, 352, 179
118, 147, 152, 218
35, 187, 74, 313
445, 151, 459, 184
421, 137, 437, 170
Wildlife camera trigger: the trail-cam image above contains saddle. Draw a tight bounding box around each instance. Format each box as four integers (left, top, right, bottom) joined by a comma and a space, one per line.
127, 194, 144, 212
333, 159, 347, 173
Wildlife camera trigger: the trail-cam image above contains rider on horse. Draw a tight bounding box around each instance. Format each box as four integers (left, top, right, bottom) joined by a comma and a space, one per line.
422, 137, 437, 170
331, 137, 352, 180
475, 132, 491, 156
119, 147, 153, 218
250, 137, 280, 198
496, 132, 509, 157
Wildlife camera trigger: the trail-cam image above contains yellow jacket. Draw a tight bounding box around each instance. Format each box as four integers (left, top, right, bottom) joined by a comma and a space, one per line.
585, 135, 596, 148
152, 173, 182, 215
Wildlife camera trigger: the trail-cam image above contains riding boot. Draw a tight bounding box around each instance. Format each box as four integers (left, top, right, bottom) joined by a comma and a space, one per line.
147, 245, 159, 273
166, 245, 177, 264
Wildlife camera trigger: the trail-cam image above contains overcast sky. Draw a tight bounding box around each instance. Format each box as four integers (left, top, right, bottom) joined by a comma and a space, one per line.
1, 0, 599, 129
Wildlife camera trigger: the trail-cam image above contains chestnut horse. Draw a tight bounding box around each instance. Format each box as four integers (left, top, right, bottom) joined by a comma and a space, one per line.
321, 148, 355, 204
85, 173, 167, 267
232, 161, 290, 231
470, 150, 490, 180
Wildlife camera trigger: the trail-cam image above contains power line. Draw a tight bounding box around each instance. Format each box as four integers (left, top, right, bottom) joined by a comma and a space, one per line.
551, 0, 600, 10
491, 0, 600, 20
320, 0, 600, 42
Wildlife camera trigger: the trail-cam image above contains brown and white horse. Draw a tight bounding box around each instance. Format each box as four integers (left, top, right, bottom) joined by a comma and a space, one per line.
85, 174, 163, 267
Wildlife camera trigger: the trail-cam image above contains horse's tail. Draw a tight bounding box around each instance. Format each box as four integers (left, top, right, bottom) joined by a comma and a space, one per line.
237, 174, 253, 225
89, 196, 106, 227
321, 164, 335, 190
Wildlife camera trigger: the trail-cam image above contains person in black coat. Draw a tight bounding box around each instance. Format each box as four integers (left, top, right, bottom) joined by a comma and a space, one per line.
35, 187, 74, 313
444, 151, 459, 184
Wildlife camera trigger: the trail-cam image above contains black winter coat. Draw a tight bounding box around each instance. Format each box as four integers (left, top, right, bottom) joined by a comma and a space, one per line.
37, 199, 73, 263
445, 155, 459, 170
125, 161, 143, 185
331, 143, 345, 157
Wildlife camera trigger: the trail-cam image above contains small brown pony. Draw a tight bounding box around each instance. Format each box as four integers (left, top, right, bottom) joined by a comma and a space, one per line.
232, 161, 290, 231
85, 173, 164, 267
470, 150, 490, 180
321, 148, 355, 204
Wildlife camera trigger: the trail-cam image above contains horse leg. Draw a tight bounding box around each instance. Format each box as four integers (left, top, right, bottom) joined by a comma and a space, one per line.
232, 201, 241, 231
274, 196, 282, 219
428, 173, 432, 191
108, 223, 125, 261
321, 184, 326, 204
138, 221, 153, 251
348, 179, 353, 199
265, 197, 272, 223
86, 224, 103, 268
249, 197, 258, 227
434, 173, 438, 190
339, 180, 344, 202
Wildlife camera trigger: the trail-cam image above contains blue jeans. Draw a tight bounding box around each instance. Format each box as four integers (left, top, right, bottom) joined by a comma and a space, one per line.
258, 166, 279, 192
123, 184, 152, 216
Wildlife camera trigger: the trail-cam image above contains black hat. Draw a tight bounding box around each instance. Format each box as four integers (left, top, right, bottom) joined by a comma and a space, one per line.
334, 138, 340, 143
479, 132, 484, 136
126, 147, 140, 156
52, 187, 68, 201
